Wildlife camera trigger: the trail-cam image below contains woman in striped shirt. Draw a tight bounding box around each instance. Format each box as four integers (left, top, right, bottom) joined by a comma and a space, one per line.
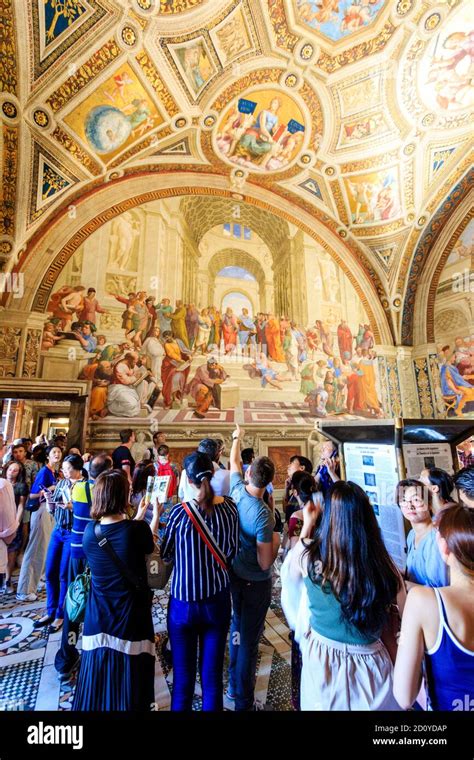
161, 451, 239, 711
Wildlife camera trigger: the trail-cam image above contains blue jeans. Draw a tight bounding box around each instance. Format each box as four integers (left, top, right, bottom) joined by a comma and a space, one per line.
45, 526, 72, 619
228, 571, 273, 711
55, 556, 86, 675
168, 588, 231, 711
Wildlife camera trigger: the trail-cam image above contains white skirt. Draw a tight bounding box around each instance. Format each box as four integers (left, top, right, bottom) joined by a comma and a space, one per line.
300, 628, 400, 711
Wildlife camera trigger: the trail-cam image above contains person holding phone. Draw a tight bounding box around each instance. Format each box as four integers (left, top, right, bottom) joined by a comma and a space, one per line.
33, 455, 86, 633
314, 440, 340, 498
16, 445, 62, 602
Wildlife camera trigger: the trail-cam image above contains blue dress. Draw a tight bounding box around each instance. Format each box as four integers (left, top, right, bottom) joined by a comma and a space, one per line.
72, 520, 155, 711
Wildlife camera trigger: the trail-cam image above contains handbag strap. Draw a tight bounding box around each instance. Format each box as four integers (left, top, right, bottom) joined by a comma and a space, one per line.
94, 522, 146, 593
182, 500, 228, 572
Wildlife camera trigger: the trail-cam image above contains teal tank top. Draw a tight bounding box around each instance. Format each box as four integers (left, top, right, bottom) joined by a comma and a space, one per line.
303, 575, 379, 646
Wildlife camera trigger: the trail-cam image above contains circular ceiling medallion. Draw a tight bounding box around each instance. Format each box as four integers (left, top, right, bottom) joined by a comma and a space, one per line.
396, 0, 413, 17
403, 143, 415, 156
407, 212, 415, 223
204, 115, 215, 127
33, 109, 49, 128
213, 87, 307, 174
121, 26, 137, 46
424, 12, 441, 32
421, 113, 435, 127
324, 166, 336, 176
174, 116, 187, 129
300, 154, 311, 164
0, 240, 13, 254
300, 43, 314, 61
2, 101, 17, 119
136, 0, 152, 10
338, 228, 347, 238
393, 297, 402, 309
418, 215, 427, 226
285, 73, 298, 88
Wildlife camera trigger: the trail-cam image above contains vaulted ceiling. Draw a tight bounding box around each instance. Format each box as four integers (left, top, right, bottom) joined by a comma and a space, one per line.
0, 0, 472, 345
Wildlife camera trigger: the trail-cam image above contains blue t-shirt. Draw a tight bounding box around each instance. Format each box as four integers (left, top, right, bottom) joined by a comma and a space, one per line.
406, 528, 449, 587
230, 472, 275, 581
27, 466, 57, 511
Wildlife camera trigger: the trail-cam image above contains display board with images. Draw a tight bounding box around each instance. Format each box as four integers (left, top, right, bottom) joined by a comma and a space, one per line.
343, 442, 406, 571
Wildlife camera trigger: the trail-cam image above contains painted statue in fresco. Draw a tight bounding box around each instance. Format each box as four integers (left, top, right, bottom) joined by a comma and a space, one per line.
108, 212, 140, 270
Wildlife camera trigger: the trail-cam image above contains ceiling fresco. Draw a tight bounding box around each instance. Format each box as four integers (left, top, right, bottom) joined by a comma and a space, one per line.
0, 0, 472, 347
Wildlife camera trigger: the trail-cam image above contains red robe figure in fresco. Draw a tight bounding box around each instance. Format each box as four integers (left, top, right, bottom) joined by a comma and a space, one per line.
160, 336, 191, 408
337, 320, 353, 361
222, 308, 238, 353
265, 315, 286, 363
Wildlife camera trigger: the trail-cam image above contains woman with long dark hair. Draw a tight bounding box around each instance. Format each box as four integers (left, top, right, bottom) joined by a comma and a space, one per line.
394, 505, 474, 710
419, 467, 457, 516
161, 451, 239, 711
283, 480, 405, 710
73, 469, 159, 711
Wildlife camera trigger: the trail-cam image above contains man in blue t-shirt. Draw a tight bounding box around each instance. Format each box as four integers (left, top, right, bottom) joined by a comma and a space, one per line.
228, 424, 279, 711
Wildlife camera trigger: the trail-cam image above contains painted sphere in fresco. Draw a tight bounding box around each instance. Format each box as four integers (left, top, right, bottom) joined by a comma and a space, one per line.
85, 105, 131, 154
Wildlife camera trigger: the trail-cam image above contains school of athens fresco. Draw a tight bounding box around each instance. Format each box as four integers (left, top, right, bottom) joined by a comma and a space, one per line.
39, 198, 383, 424
0, 0, 473, 425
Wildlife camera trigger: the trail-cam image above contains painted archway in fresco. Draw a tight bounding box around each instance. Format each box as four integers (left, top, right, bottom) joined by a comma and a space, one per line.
9, 173, 393, 346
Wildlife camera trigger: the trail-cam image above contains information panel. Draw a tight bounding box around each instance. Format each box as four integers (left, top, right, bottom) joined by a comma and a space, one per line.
403, 443, 454, 478
343, 442, 406, 571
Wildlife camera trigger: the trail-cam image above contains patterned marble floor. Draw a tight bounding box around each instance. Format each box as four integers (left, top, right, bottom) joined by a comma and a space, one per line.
0, 565, 293, 712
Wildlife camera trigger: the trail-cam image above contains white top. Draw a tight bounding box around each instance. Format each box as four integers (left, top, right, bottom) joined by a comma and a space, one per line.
178, 462, 230, 500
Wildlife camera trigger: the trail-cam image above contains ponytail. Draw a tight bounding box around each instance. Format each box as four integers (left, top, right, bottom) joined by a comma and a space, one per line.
196, 475, 214, 516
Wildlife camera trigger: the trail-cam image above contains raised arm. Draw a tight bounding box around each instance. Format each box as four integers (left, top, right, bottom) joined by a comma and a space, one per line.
393, 588, 427, 710
229, 423, 242, 475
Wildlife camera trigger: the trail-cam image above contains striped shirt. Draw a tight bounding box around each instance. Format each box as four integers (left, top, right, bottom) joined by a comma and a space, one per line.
161, 497, 239, 602
70, 479, 93, 560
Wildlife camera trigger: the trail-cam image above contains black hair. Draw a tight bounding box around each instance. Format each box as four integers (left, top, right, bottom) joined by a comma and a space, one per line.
45, 444, 62, 457
289, 454, 313, 473
62, 454, 84, 473
241, 447, 255, 465
425, 467, 454, 502
290, 470, 318, 504
305, 481, 400, 638
119, 428, 133, 444
184, 452, 215, 516
132, 461, 156, 494
454, 466, 474, 501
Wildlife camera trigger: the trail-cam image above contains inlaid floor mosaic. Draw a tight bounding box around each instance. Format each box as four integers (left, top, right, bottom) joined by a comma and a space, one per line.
0, 569, 293, 712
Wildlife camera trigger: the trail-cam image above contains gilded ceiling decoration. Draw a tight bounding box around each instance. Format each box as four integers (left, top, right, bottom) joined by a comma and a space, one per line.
0, 0, 472, 347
